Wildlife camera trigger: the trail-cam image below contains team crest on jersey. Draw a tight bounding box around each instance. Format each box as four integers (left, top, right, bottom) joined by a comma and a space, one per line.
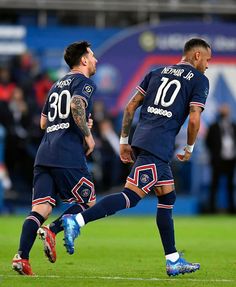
140, 174, 150, 183
82, 84, 94, 96
81, 188, 90, 197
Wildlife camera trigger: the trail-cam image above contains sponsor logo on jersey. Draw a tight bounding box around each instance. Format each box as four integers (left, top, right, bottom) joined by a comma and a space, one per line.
82, 84, 94, 96
47, 122, 70, 133
147, 106, 172, 118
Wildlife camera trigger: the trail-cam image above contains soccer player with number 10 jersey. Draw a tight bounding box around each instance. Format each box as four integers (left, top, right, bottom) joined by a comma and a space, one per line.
62, 38, 212, 276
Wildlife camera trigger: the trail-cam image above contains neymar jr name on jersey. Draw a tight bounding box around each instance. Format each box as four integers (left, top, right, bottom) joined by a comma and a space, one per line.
161, 67, 194, 81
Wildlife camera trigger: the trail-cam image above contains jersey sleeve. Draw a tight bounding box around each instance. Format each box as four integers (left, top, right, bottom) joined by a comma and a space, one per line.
72, 77, 96, 107
190, 75, 209, 110
136, 71, 152, 96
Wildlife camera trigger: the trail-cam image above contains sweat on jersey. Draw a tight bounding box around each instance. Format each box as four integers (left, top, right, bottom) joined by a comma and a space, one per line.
131, 63, 209, 163
34, 72, 96, 168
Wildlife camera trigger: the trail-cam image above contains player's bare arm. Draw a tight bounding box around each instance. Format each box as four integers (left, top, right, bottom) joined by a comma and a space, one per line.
120, 91, 144, 164
121, 91, 144, 137
187, 105, 202, 144
71, 95, 95, 156
177, 105, 202, 161
40, 114, 47, 130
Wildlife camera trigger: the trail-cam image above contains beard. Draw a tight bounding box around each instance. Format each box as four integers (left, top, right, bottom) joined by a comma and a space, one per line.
89, 66, 96, 76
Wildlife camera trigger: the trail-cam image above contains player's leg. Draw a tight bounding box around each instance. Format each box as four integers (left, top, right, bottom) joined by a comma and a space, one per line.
12, 204, 50, 276
154, 163, 200, 276
62, 184, 144, 254
38, 167, 93, 262
63, 189, 143, 254
38, 166, 99, 255
12, 166, 56, 275
46, 203, 90, 235
155, 185, 177, 255
62, 150, 158, 254
38, 203, 90, 262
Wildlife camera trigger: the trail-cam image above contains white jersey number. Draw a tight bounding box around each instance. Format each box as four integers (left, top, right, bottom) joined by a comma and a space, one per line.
154, 77, 181, 107
48, 90, 71, 122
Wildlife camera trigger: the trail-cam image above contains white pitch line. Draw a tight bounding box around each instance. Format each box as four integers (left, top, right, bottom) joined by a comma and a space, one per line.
0, 274, 234, 282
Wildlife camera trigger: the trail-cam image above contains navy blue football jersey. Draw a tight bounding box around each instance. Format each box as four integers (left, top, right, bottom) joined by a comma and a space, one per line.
34, 72, 96, 168
131, 63, 209, 162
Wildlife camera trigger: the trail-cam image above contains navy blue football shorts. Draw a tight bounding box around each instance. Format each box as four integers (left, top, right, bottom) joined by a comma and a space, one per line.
32, 165, 96, 207
127, 149, 174, 194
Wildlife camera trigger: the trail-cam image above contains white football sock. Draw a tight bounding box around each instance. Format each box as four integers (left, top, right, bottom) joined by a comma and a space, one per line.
165, 252, 179, 262
75, 213, 85, 227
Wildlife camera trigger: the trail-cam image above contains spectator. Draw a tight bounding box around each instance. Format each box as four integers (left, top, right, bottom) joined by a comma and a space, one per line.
0, 86, 33, 195
97, 118, 124, 191
33, 71, 54, 109
0, 67, 16, 102
206, 103, 236, 213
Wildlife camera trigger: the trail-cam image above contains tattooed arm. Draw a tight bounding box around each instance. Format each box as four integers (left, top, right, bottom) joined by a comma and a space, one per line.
120, 91, 144, 163
71, 95, 95, 156
121, 91, 144, 137
177, 105, 202, 162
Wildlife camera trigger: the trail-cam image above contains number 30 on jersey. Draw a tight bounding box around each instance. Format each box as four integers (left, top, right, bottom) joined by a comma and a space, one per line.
48, 90, 71, 122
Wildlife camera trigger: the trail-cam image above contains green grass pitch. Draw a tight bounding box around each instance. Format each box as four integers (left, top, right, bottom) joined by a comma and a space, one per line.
0, 215, 235, 287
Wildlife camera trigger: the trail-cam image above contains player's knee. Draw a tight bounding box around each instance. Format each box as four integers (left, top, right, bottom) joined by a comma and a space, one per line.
87, 200, 96, 208
157, 190, 176, 206
122, 188, 142, 208
32, 202, 52, 220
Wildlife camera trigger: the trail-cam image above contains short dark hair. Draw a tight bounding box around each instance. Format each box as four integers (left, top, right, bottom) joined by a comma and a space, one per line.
64, 41, 91, 69
184, 38, 211, 54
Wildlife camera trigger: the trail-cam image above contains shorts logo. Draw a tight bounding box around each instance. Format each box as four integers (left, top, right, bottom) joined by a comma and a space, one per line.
140, 174, 149, 183
127, 164, 157, 194
82, 84, 94, 96
81, 188, 90, 197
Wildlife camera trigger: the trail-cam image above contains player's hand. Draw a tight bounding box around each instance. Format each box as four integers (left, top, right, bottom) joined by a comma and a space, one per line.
176, 147, 192, 162
176, 148, 192, 161
120, 144, 134, 164
87, 118, 93, 130
84, 134, 95, 156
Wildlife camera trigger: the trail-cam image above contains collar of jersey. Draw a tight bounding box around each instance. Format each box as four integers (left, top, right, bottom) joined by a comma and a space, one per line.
177, 61, 194, 67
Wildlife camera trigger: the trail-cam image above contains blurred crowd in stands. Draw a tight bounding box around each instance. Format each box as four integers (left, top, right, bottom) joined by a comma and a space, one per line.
0, 52, 52, 211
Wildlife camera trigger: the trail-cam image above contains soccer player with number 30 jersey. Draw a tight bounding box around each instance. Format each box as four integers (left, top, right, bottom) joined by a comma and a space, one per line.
12, 41, 98, 275
62, 38, 212, 276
